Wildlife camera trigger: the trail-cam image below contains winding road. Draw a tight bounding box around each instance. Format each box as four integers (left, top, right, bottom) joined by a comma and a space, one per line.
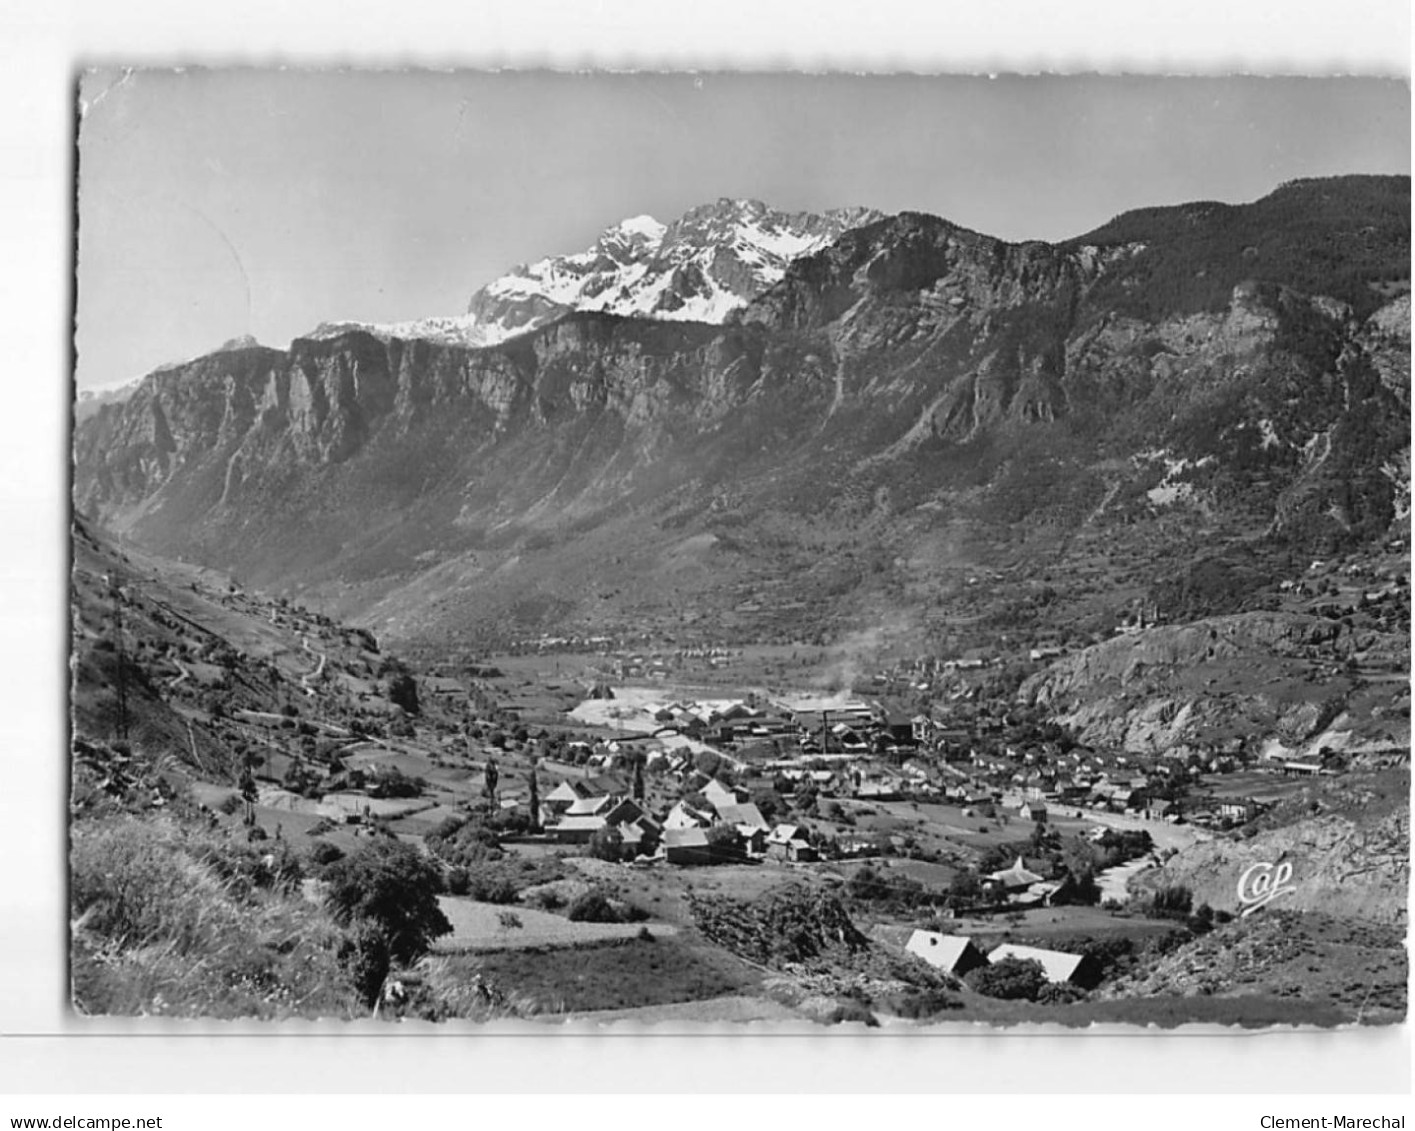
299, 636, 326, 697
1084, 809, 1212, 903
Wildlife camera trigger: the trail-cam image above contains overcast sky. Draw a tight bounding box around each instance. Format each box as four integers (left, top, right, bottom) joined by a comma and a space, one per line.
75, 71, 1410, 390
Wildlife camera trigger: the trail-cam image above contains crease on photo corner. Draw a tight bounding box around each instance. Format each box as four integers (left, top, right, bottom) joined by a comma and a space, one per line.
78, 68, 137, 120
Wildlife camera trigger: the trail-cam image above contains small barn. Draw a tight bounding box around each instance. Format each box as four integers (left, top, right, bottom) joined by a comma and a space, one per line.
713, 802, 769, 832
765, 824, 817, 863
702, 778, 749, 811
544, 779, 596, 814
904, 931, 988, 977
564, 794, 614, 817
664, 826, 736, 866
550, 814, 609, 844
986, 943, 1098, 988
987, 856, 1046, 892
663, 800, 714, 831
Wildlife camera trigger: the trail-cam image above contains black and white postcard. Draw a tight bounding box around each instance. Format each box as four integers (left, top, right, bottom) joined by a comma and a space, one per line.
68, 67, 1410, 1032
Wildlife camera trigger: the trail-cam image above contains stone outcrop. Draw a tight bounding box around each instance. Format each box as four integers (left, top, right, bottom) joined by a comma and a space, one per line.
72, 177, 1410, 647
1135, 809, 1409, 926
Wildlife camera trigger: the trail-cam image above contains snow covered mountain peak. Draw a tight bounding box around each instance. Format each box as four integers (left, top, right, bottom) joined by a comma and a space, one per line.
304, 200, 884, 350
607, 214, 668, 243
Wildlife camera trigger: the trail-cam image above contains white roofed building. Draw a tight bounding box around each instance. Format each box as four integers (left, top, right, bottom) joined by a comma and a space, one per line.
986, 943, 1092, 985
904, 931, 987, 977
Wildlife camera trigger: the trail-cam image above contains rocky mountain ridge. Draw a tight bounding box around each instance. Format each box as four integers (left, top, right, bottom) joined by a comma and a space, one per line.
1136, 805, 1409, 926
305, 198, 883, 349
1019, 610, 1409, 758
73, 176, 1410, 662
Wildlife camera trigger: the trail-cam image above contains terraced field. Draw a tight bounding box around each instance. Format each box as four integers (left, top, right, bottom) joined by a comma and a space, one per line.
433, 896, 679, 951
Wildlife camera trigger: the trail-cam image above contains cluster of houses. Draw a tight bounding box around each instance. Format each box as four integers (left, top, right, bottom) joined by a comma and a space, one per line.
539, 676, 1349, 857
546, 700, 1290, 842
904, 930, 1099, 988
604, 694, 923, 758
540, 772, 817, 866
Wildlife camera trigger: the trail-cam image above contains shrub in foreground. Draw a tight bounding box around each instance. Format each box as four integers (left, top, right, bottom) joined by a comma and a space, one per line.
882, 988, 963, 1020
322, 839, 451, 965
69, 817, 358, 1019
306, 841, 345, 869
965, 957, 1049, 1001
826, 998, 880, 1027
566, 890, 620, 923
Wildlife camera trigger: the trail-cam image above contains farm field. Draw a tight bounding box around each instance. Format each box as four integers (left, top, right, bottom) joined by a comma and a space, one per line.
438, 936, 763, 1014
832, 857, 961, 888
860, 799, 1102, 849
561, 857, 831, 927
69, 504, 1410, 1029
433, 897, 680, 952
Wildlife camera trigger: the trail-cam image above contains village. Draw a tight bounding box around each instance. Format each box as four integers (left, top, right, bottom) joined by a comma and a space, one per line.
74, 518, 1410, 1023
497, 680, 1377, 856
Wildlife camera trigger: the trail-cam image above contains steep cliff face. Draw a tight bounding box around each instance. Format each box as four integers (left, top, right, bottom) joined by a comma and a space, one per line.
1018, 612, 1410, 757
73, 177, 1410, 648
1136, 807, 1409, 926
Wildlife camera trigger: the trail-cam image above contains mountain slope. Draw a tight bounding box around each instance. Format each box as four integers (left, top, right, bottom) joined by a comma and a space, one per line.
73, 177, 1411, 661
69, 512, 431, 799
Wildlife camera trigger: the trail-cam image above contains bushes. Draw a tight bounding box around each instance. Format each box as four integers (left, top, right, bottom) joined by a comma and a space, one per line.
425, 816, 502, 868
428, 815, 468, 841
525, 887, 564, 912
1036, 981, 1088, 1005
322, 839, 451, 966
445, 867, 472, 896
881, 988, 962, 1020
425, 808, 535, 868
845, 864, 927, 908
1144, 928, 1195, 958
461, 868, 518, 904
965, 957, 1049, 1001
567, 890, 620, 923
195, 836, 302, 896
1187, 903, 1217, 935
1051, 869, 1101, 907
215, 793, 242, 817
441, 857, 565, 904
1146, 884, 1195, 920
845, 865, 891, 902
687, 885, 872, 969
366, 766, 424, 800
338, 921, 392, 1009
382, 666, 420, 716
825, 998, 879, 1027
306, 841, 345, 869
1090, 829, 1154, 869
587, 825, 624, 863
